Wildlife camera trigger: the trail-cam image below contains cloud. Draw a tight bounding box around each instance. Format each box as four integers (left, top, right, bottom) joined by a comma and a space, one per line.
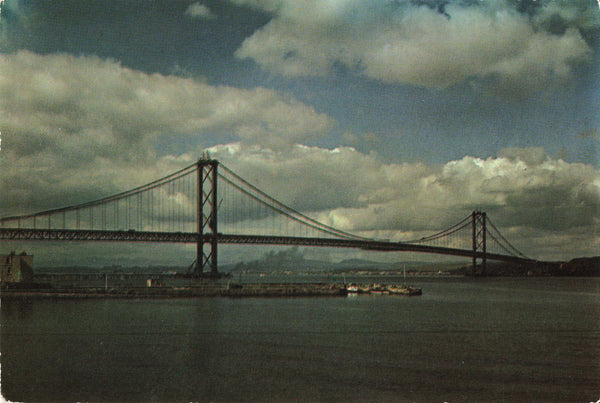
206, 143, 599, 260
184, 3, 216, 19
1, 51, 598, 262
0, 51, 334, 157
0, 50, 335, 213
232, 0, 598, 94
2, 135, 598, 261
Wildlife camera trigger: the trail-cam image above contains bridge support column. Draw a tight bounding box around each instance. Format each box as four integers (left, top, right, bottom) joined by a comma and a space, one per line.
472, 210, 487, 275
197, 158, 219, 277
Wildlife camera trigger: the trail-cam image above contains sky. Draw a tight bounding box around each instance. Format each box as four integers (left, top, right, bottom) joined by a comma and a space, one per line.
0, 0, 599, 267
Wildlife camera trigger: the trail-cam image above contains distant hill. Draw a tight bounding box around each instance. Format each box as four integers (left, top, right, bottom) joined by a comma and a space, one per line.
225, 248, 464, 274
452, 256, 600, 277
37, 252, 600, 277
550, 257, 600, 276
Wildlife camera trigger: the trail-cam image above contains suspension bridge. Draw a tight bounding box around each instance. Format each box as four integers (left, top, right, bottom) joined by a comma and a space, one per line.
0, 158, 534, 276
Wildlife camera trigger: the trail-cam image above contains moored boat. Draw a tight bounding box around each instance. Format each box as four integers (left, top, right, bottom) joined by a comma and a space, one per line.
345, 284, 358, 293
343, 283, 422, 296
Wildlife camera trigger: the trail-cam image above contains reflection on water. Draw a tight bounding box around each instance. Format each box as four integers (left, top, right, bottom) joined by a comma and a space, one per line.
2, 277, 599, 402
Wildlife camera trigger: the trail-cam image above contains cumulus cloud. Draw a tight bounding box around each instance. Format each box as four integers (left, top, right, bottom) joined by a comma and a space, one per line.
232, 0, 598, 94
2, 133, 598, 260
0, 51, 333, 155
1, 51, 598, 262
206, 143, 599, 260
185, 3, 216, 19
0, 50, 335, 212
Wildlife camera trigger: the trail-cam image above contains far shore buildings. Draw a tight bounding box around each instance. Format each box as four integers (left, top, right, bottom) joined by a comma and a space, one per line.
0, 251, 34, 284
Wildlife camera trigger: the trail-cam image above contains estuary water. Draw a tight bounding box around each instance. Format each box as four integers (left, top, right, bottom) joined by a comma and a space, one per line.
2, 276, 599, 402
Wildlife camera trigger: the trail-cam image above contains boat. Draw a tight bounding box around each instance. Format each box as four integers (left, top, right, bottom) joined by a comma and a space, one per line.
346, 284, 358, 293
370, 284, 389, 295
386, 285, 422, 296
343, 283, 422, 296
370, 289, 389, 295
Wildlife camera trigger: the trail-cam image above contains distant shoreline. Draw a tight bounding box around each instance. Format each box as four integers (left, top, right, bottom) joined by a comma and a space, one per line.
30, 256, 600, 278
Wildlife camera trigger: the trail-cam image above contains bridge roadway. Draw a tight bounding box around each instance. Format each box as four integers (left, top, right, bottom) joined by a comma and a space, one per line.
0, 228, 533, 264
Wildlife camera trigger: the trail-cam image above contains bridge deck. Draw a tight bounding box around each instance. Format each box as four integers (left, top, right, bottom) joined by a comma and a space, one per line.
0, 228, 533, 264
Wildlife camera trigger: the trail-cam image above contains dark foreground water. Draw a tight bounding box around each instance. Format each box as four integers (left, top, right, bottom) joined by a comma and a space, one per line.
2, 277, 599, 402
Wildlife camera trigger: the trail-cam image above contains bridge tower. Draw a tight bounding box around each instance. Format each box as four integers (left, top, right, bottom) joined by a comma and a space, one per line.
196, 158, 219, 277
471, 210, 487, 275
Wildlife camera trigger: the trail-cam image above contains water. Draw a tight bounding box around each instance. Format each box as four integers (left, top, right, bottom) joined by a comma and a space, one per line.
2, 277, 599, 402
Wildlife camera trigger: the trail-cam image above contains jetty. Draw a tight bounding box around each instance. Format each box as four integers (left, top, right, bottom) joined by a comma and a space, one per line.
1, 282, 421, 299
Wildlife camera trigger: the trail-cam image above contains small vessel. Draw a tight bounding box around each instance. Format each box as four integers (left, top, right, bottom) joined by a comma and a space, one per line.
386, 285, 422, 296
346, 284, 358, 293
343, 283, 422, 296
369, 284, 389, 295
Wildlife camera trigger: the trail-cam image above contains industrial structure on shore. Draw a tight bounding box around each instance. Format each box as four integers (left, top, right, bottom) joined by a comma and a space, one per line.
0, 251, 33, 284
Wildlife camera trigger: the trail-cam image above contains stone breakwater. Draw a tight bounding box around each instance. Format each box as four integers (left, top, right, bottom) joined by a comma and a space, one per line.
0, 283, 422, 298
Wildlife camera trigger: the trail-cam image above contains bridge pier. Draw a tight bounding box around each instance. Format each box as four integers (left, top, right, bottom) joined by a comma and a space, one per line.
197, 158, 219, 277
472, 210, 487, 275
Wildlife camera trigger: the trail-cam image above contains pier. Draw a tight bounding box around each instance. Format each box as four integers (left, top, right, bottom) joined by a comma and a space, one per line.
1, 282, 421, 299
